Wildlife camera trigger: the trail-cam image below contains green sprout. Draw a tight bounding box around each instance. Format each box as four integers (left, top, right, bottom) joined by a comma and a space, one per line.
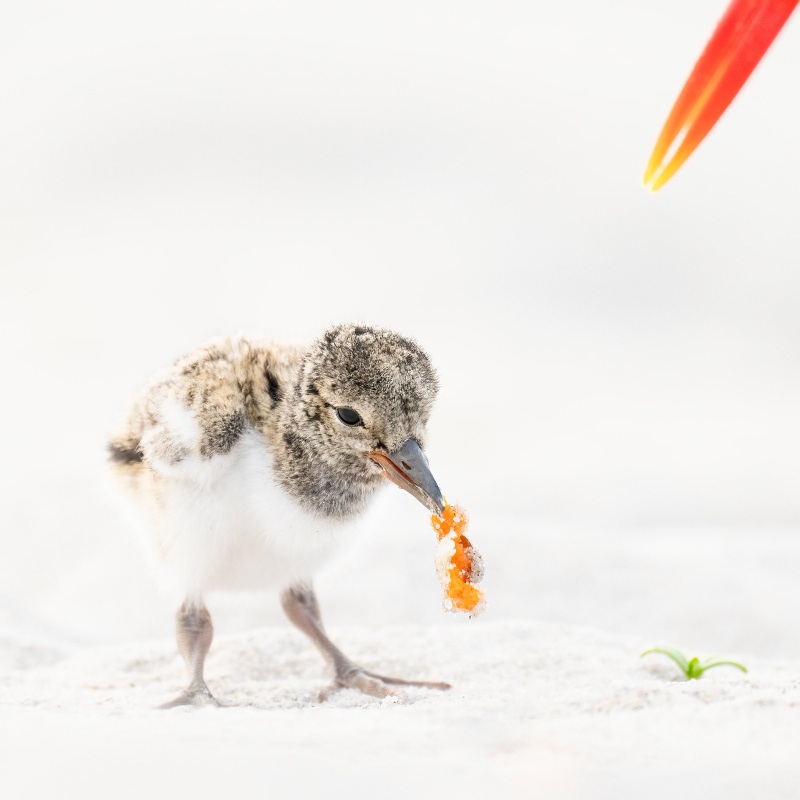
641, 646, 748, 680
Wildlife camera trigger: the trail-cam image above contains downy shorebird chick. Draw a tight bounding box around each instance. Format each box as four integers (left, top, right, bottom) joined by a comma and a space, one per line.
109, 323, 448, 707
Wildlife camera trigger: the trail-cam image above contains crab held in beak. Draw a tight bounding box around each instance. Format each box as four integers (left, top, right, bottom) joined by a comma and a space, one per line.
645, 0, 798, 190
369, 439, 445, 516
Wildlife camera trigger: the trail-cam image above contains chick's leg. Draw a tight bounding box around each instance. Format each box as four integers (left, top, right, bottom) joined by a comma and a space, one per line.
281, 582, 450, 700
160, 602, 219, 708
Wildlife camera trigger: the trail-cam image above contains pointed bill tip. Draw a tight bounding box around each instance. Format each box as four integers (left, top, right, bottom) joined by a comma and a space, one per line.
368, 440, 445, 516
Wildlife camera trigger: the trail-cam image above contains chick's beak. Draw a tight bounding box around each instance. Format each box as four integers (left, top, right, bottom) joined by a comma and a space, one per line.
368, 438, 445, 516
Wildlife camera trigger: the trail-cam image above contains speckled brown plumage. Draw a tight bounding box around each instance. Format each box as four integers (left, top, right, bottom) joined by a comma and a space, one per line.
108, 323, 446, 706
110, 324, 438, 519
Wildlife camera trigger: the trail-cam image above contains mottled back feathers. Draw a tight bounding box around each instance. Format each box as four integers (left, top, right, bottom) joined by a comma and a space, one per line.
109, 324, 438, 520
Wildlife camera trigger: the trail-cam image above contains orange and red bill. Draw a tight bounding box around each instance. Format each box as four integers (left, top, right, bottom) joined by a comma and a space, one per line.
644, 0, 798, 191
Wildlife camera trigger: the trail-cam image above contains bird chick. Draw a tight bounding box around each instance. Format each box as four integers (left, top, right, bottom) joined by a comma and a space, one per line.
109, 323, 448, 706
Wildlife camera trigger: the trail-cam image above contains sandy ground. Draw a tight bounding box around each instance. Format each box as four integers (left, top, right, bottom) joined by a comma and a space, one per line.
2, 620, 799, 800
3, 501, 800, 800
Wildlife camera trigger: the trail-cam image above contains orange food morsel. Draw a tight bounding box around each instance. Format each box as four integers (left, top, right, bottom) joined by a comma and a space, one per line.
431, 503, 485, 616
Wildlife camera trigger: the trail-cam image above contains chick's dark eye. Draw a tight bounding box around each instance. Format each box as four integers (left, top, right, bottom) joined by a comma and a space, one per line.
336, 407, 362, 426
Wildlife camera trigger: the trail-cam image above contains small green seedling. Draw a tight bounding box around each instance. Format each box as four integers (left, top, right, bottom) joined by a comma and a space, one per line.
641, 646, 748, 680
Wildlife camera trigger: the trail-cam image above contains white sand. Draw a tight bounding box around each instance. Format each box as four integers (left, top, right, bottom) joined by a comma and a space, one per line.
3, 512, 800, 800
3, 621, 799, 800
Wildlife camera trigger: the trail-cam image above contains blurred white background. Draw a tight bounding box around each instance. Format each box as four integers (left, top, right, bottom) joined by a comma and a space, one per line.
2, 1, 800, 650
